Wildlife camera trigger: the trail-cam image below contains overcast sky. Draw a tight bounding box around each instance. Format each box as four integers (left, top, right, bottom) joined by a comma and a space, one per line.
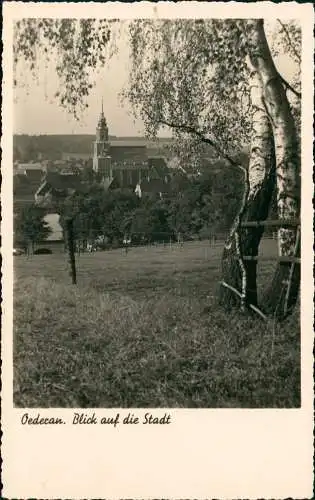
13, 20, 298, 137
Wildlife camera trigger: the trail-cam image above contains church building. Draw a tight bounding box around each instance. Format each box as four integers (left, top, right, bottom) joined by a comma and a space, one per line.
92, 102, 170, 190
92, 101, 112, 179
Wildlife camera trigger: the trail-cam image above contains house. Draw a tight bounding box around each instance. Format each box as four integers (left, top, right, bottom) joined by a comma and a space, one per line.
13, 169, 46, 210
101, 176, 121, 191
135, 178, 170, 199
24, 169, 45, 183
147, 157, 171, 183
62, 152, 91, 161
16, 162, 46, 175
35, 172, 86, 207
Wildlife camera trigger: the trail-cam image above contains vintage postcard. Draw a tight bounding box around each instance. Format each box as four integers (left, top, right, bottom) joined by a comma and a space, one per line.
1, 1, 314, 498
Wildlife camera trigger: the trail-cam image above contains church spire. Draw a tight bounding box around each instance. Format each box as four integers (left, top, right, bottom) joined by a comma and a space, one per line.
99, 98, 105, 122
93, 97, 111, 177
96, 97, 109, 142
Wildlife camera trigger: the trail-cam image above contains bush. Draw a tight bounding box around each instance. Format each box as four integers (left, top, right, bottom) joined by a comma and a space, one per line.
34, 248, 52, 255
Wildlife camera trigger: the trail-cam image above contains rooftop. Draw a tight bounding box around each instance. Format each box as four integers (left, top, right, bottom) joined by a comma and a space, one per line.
17, 162, 44, 171
139, 178, 170, 194
109, 144, 148, 161
40, 172, 86, 192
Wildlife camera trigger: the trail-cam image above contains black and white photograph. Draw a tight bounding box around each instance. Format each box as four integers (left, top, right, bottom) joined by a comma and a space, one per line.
2, 1, 314, 498
12, 14, 303, 409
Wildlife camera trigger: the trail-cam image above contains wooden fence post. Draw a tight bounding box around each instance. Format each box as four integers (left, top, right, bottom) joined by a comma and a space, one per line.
238, 218, 301, 319
65, 218, 77, 285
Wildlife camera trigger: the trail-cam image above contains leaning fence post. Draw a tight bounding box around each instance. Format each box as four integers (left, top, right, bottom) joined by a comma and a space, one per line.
65, 217, 77, 285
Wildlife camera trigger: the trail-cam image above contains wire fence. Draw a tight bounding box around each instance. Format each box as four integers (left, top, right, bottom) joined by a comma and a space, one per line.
14, 219, 300, 322
15, 218, 298, 261
14, 228, 280, 256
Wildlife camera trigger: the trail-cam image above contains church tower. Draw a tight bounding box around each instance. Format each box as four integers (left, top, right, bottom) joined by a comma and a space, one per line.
93, 100, 112, 179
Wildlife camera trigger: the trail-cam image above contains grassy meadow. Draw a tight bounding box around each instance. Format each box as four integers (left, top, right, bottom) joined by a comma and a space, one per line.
13, 239, 300, 408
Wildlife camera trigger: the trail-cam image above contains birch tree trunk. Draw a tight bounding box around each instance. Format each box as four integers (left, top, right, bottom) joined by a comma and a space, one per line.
219, 66, 275, 310
245, 19, 300, 320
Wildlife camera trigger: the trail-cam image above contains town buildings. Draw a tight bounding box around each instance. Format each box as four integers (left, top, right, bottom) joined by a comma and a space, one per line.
14, 101, 179, 211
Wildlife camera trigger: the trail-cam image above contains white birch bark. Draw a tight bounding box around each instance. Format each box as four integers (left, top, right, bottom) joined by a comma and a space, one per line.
244, 19, 300, 318
247, 59, 274, 202
245, 19, 300, 256
220, 64, 275, 310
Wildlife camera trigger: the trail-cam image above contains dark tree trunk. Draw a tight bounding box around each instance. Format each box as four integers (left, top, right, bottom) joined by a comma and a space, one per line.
219, 162, 275, 309
65, 218, 77, 285
240, 156, 276, 306
219, 66, 276, 311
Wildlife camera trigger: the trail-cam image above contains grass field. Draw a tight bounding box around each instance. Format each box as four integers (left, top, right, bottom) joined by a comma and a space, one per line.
14, 239, 300, 408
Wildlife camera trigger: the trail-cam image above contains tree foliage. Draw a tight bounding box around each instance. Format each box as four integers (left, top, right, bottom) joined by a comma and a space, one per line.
14, 18, 118, 118
14, 205, 52, 250
126, 19, 252, 165
125, 19, 300, 167
55, 167, 242, 247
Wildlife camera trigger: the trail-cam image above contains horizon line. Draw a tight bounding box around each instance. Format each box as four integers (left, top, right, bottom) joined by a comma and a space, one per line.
13, 133, 174, 139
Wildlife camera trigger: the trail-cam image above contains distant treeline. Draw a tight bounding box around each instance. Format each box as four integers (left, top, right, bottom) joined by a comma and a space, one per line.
14, 134, 104, 161
13, 134, 173, 162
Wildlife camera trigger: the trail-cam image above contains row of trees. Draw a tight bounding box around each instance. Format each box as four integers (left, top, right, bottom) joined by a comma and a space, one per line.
63, 167, 242, 245
13, 17, 302, 319
14, 167, 243, 250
